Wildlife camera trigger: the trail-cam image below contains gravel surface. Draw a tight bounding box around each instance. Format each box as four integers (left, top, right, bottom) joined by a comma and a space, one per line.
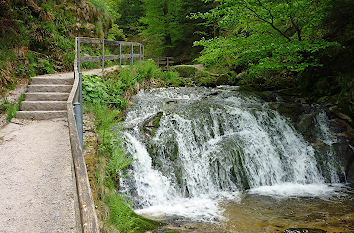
0, 119, 79, 233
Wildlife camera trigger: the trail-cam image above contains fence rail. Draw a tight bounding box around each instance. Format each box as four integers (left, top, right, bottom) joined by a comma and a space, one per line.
68, 37, 145, 233
77, 37, 144, 73
145, 56, 174, 69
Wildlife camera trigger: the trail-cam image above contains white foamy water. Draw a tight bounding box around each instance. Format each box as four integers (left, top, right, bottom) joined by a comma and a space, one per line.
121, 87, 344, 222
248, 183, 346, 199
124, 131, 240, 221
136, 197, 224, 222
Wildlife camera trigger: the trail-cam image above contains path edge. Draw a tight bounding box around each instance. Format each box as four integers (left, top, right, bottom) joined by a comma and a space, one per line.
67, 38, 99, 233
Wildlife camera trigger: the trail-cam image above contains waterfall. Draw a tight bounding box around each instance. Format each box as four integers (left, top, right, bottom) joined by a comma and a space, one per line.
121, 87, 342, 221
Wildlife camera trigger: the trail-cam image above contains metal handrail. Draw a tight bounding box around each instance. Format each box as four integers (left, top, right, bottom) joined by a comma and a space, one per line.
77, 37, 144, 74
75, 37, 144, 147
68, 37, 145, 233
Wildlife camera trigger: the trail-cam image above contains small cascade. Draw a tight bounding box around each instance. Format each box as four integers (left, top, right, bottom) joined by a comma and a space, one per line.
121, 87, 343, 221
315, 111, 341, 183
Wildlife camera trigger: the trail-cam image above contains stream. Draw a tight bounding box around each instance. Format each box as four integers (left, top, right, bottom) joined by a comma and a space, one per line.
121, 87, 354, 233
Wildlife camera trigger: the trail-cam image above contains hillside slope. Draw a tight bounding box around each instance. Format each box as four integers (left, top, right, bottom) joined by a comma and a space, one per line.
0, 0, 112, 93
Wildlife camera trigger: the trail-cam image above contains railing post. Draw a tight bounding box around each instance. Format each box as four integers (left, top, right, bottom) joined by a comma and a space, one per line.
139, 44, 142, 62
77, 37, 81, 73
74, 72, 84, 150
131, 42, 134, 65
102, 39, 105, 73
119, 42, 122, 66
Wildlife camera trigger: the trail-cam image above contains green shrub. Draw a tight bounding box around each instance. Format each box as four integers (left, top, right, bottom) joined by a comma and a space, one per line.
193, 70, 217, 87
171, 66, 198, 78
161, 71, 185, 86
135, 60, 161, 82
85, 102, 161, 233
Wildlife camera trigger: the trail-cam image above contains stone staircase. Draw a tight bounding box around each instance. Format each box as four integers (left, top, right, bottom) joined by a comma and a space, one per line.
16, 75, 73, 120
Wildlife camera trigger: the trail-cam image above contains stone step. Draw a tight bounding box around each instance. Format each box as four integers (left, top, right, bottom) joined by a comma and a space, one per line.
16, 111, 67, 120
31, 77, 74, 85
27, 85, 72, 93
25, 92, 69, 101
20, 101, 67, 111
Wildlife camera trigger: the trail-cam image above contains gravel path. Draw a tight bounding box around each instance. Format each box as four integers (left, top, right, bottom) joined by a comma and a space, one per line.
0, 119, 79, 233
0, 67, 120, 232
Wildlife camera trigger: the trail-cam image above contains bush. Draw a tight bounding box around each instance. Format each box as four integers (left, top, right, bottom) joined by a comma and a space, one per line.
170, 66, 198, 78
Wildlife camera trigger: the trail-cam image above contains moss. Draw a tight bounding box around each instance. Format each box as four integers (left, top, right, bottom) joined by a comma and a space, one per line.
193, 70, 217, 87
151, 112, 163, 137
170, 144, 178, 161
171, 66, 198, 78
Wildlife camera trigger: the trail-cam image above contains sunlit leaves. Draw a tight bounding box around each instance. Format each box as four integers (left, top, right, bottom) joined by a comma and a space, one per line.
194, 0, 338, 77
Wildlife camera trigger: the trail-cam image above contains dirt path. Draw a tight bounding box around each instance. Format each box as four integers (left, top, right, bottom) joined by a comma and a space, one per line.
0, 66, 120, 232
0, 119, 80, 233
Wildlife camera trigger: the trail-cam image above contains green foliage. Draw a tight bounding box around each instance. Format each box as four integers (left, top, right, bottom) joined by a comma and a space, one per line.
194, 0, 339, 79
84, 67, 163, 232
0, 0, 112, 91
105, 194, 161, 233
0, 99, 11, 114
114, 0, 144, 38
83, 74, 127, 108
171, 66, 197, 78
193, 70, 216, 87
141, 0, 213, 59
2, 94, 25, 122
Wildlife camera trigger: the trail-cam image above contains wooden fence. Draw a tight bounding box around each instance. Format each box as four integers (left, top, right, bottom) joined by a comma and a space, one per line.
145, 56, 175, 69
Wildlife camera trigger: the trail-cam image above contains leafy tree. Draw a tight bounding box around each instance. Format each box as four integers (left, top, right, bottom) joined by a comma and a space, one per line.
114, 0, 144, 38
194, 0, 339, 78
141, 0, 213, 59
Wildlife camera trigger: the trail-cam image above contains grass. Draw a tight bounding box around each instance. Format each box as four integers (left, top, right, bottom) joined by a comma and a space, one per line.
7, 94, 25, 122
105, 194, 162, 233
83, 61, 184, 232
0, 0, 112, 94
85, 104, 161, 233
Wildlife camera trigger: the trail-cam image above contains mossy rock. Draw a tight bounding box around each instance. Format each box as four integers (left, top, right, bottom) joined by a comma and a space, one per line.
193, 70, 217, 87
268, 102, 304, 122
296, 113, 316, 141
171, 66, 198, 78
141, 112, 164, 139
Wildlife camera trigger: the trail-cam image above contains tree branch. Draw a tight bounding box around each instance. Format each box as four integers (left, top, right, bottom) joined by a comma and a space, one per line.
242, 1, 292, 41
286, 0, 302, 41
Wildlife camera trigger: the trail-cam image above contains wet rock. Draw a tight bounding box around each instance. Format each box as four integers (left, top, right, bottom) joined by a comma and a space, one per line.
332, 143, 354, 182
329, 106, 353, 123
282, 228, 327, 233
296, 113, 316, 141
141, 112, 164, 139
268, 102, 304, 122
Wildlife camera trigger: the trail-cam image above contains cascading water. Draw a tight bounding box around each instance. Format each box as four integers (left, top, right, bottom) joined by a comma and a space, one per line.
120, 87, 344, 222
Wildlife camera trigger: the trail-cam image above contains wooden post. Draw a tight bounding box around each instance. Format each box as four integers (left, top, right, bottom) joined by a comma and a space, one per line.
77, 37, 81, 73
139, 44, 142, 62
119, 42, 122, 66
131, 42, 134, 65
102, 39, 105, 73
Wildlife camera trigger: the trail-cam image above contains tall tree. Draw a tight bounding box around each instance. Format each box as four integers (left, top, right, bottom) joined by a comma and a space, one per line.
194, 0, 338, 77
141, 0, 213, 59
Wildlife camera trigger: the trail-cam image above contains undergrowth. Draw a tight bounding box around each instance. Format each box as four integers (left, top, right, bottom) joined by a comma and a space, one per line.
0, 93, 25, 122
83, 61, 166, 232
0, 0, 111, 93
